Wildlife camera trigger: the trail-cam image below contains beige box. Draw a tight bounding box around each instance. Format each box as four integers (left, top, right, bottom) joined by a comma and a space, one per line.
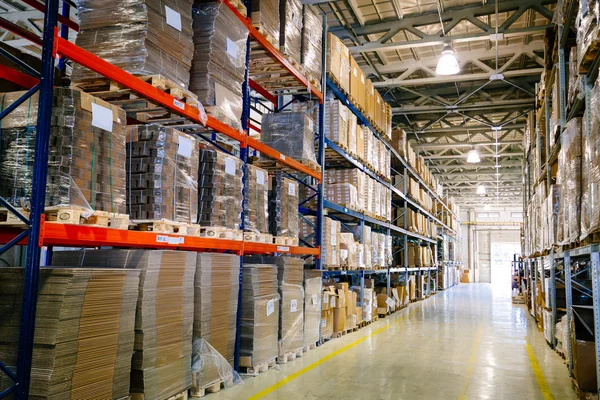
350, 56, 361, 106
326, 33, 350, 93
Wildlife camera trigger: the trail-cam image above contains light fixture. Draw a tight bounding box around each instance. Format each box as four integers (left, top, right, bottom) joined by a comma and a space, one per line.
484, 204, 491, 211
466, 149, 481, 163
436, 44, 460, 76
477, 185, 486, 195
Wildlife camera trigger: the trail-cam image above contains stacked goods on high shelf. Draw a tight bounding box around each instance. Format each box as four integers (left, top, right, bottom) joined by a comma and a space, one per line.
239, 262, 280, 370
269, 175, 299, 242
549, 68, 561, 148
260, 112, 320, 171
349, 224, 372, 269
0, 268, 140, 399
250, 0, 279, 45
52, 249, 196, 400
393, 208, 437, 239
581, 74, 600, 241
190, 1, 248, 130
197, 146, 243, 238
557, 118, 582, 244
575, 0, 600, 75
279, 0, 302, 63
568, 46, 585, 110
0, 89, 128, 224
392, 129, 440, 196
72, 0, 194, 88
244, 164, 270, 241
300, 216, 340, 268
439, 197, 460, 231
301, 5, 323, 87
191, 254, 240, 394
371, 231, 392, 268
525, 183, 548, 255
394, 243, 434, 268
127, 125, 199, 226
326, 33, 392, 139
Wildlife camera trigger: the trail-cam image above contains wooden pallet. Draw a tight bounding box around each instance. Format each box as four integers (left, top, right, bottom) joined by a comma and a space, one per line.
243, 231, 273, 244
254, 159, 321, 175
239, 357, 277, 377
578, 34, 600, 74
326, 265, 349, 271
273, 236, 299, 246
0, 206, 130, 230
199, 226, 243, 241
228, 0, 247, 17
571, 378, 599, 400
190, 376, 234, 398
326, 72, 349, 96
277, 347, 303, 364
302, 343, 318, 353
131, 220, 200, 236
132, 390, 188, 400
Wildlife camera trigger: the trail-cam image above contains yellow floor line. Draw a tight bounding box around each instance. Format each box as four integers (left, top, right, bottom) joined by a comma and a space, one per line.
525, 339, 554, 400
457, 324, 483, 400
247, 304, 422, 400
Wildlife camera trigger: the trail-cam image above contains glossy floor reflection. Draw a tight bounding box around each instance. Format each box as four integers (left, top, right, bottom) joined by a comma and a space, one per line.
211, 284, 576, 400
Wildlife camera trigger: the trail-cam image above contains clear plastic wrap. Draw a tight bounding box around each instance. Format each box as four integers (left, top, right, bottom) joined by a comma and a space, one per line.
261, 112, 317, 165
198, 147, 243, 230
340, 232, 357, 268
324, 99, 348, 148
193, 253, 240, 373
326, 32, 350, 93
0, 89, 127, 215
576, 0, 600, 73
240, 263, 280, 367
269, 175, 299, 238
303, 276, 322, 346
73, 0, 194, 88
250, 0, 279, 46
244, 164, 269, 233
0, 267, 140, 400
326, 183, 359, 209
191, 338, 242, 392
280, 0, 303, 64
190, 2, 248, 131
278, 282, 305, 355
326, 169, 366, 211
51, 249, 196, 400
301, 5, 323, 84
127, 125, 199, 223
582, 79, 600, 238
558, 118, 582, 243
569, 46, 584, 107
301, 216, 340, 267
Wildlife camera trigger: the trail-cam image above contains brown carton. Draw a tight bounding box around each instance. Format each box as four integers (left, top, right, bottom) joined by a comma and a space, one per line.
333, 307, 347, 333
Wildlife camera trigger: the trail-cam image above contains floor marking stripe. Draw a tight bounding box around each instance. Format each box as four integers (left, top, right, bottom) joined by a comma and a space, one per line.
247, 303, 423, 400
525, 340, 554, 400
458, 324, 483, 400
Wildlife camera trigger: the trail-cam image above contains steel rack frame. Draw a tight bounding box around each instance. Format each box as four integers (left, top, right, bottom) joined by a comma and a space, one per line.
0, 0, 325, 396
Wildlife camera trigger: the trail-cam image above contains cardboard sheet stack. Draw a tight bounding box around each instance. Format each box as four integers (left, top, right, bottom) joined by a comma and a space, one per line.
324, 99, 349, 149
303, 275, 322, 347
52, 249, 196, 399
190, 2, 248, 130
556, 118, 582, 244
73, 0, 194, 88
261, 113, 318, 168
0, 89, 127, 214
279, 0, 302, 63
301, 5, 323, 85
198, 147, 243, 230
239, 263, 280, 368
0, 268, 139, 399
250, 0, 279, 46
244, 164, 269, 234
192, 254, 240, 391
127, 125, 199, 223
269, 175, 299, 239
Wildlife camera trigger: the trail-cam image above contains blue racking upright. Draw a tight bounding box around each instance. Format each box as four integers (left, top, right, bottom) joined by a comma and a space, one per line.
0, 0, 326, 397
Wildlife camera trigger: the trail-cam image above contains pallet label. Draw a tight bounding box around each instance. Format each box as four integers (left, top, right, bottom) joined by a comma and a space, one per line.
279, 154, 286, 160
91, 103, 113, 132
312, 294, 318, 304
385, 297, 395, 308
277, 246, 289, 252
165, 5, 182, 31
225, 157, 236, 175
173, 98, 185, 110
226, 37, 238, 59
177, 136, 193, 158
266, 299, 275, 316
290, 299, 297, 312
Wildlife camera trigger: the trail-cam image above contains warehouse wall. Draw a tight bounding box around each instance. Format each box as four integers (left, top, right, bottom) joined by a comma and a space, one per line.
461, 208, 523, 283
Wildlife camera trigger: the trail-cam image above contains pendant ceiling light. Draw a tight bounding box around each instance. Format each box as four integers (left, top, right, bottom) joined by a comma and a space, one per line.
477, 185, 486, 195
466, 149, 481, 163
436, 44, 460, 76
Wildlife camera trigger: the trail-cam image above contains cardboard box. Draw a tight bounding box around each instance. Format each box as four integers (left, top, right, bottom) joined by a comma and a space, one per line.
350, 56, 361, 105
333, 307, 347, 332
408, 276, 417, 300
321, 310, 333, 339
356, 307, 363, 324
326, 32, 350, 93
571, 306, 597, 392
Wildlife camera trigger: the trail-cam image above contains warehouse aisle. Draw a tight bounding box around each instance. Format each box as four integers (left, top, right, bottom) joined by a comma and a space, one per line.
213, 284, 575, 400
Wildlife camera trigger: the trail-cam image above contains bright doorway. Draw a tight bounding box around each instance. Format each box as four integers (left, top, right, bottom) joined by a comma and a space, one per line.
491, 242, 520, 293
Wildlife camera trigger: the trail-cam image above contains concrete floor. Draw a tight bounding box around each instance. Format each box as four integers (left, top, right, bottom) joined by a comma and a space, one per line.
213, 283, 576, 400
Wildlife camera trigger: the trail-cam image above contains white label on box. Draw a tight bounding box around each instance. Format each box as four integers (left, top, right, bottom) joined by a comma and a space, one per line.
280, 154, 286, 160
323, 293, 329, 304
330, 297, 336, 307
353, 67, 358, 77
288, 183, 296, 196
312, 294, 318, 305
343, 47, 349, 57
321, 318, 326, 328
91, 103, 113, 132
266, 299, 275, 316
385, 297, 395, 308
256, 169, 265, 185
277, 246, 290, 252
165, 6, 182, 31
177, 136, 193, 158
225, 157, 236, 175
173, 98, 185, 110
361, 75, 365, 83
226, 37, 238, 59
290, 299, 298, 312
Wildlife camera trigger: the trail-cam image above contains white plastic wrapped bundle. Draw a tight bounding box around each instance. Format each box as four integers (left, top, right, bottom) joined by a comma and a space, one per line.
269, 175, 299, 238
301, 5, 323, 84
582, 79, 600, 239
191, 339, 242, 393
190, 2, 249, 130
558, 118, 582, 243
303, 277, 322, 347
250, 0, 279, 46
261, 113, 318, 166
324, 99, 348, 148
278, 283, 305, 356
576, 0, 600, 72
280, 0, 303, 63
244, 165, 269, 234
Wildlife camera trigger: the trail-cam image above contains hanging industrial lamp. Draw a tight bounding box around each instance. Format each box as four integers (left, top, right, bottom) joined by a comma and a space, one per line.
477, 185, 486, 195
436, 44, 460, 76
466, 149, 480, 163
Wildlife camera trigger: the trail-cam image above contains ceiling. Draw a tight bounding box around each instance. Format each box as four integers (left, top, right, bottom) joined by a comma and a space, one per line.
315, 0, 555, 208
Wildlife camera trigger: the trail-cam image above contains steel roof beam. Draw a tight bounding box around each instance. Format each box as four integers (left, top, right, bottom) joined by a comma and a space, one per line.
428, 161, 522, 170
414, 140, 522, 150
404, 123, 525, 134
424, 152, 523, 160
374, 68, 544, 87
393, 99, 534, 115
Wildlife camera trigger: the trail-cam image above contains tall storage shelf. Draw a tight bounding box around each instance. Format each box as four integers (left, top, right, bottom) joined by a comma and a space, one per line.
0, 0, 325, 397
523, 1, 600, 395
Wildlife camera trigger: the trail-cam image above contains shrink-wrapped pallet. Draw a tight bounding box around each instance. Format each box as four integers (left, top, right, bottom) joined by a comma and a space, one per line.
300, 216, 340, 267
326, 183, 359, 209
191, 254, 240, 391
557, 118, 582, 243
576, 0, 600, 72
261, 113, 317, 166
51, 249, 196, 400
250, 0, 279, 46
197, 147, 243, 230
269, 175, 299, 238
326, 32, 350, 93
127, 125, 199, 223
190, 2, 248, 130
280, 0, 303, 63
324, 99, 349, 148
244, 164, 269, 234
0, 267, 139, 400
0, 89, 127, 215
239, 263, 280, 368
73, 0, 194, 88
301, 5, 323, 85
569, 46, 584, 107
326, 169, 367, 210
303, 276, 322, 346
